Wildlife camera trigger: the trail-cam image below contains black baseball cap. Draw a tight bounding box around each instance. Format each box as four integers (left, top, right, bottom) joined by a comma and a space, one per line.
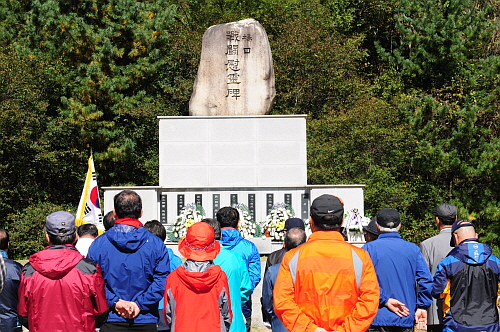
310, 194, 344, 226
284, 218, 305, 231
363, 217, 378, 236
450, 219, 476, 247
376, 208, 401, 228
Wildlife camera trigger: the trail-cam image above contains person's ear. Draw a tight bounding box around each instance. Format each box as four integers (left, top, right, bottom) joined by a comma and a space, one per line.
309, 216, 316, 232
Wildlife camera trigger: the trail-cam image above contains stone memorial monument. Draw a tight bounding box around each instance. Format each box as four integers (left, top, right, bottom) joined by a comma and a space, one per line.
103, 18, 367, 253
189, 18, 276, 116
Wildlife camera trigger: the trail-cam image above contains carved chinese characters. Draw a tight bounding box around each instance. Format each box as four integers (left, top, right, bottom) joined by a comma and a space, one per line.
189, 19, 276, 116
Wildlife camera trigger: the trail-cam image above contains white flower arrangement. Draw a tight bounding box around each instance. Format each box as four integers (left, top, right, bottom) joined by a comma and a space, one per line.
343, 208, 371, 242
167, 203, 205, 241
233, 203, 257, 239
262, 203, 296, 241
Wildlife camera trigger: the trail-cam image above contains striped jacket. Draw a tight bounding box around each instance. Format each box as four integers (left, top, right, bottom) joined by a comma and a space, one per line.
273, 231, 379, 332
433, 239, 500, 332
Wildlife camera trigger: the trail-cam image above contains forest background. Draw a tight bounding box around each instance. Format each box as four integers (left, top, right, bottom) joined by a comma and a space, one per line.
1, 0, 500, 259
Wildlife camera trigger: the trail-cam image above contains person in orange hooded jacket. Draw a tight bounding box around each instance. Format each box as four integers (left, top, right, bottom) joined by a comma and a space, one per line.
273, 194, 380, 332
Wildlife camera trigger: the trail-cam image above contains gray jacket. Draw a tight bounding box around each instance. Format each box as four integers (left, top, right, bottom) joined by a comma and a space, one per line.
419, 228, 453, 325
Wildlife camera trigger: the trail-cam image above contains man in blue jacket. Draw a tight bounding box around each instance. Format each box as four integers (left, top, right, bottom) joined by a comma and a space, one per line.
88, 190, 170, 332
218, 206, 261, 332
363, 208, 433, 332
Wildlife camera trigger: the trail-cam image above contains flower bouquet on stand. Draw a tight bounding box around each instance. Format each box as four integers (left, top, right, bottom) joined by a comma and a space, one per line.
167, 203, 205, 241
232, 203, 259, 239
343, 208, 371, 243
262, 203, 296, 241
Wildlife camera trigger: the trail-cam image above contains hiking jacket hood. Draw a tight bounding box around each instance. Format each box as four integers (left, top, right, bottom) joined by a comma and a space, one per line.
105, 224, 150, 252
17, 245, 108, 332
176, 261, 225, 292
29, 245, 82, 278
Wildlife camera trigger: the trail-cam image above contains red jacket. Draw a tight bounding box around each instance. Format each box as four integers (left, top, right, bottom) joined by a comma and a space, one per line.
17, 245, 108, 332
164, 260, 232, 332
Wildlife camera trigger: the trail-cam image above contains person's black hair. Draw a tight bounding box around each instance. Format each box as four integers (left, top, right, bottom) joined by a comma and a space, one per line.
216, 207, 240, 228
201, 218, 221, 240
48, 232, 77, 245
114, 190, 142, 219
144, 220, 167, 241
77, 223, 98, 238
0, 229, 9, 250
313, 215, 342, 231
284, 228, 307, 251
103, 211, 115, 231
438, 216, 455, 226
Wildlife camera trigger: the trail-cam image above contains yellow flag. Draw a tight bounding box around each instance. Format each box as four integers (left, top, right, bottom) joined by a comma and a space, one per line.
76, 156, 104, 232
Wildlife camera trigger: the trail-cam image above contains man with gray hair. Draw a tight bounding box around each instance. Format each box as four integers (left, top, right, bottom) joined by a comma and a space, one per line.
262, 227, 307, 332
419, 203, 457, 332
363, 208, 433, 332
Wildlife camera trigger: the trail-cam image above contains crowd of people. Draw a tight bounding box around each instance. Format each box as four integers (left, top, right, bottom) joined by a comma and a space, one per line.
0, 189, 499, 332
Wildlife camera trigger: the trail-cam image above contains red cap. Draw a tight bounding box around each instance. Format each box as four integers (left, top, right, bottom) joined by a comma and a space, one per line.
178, 222, 220, 261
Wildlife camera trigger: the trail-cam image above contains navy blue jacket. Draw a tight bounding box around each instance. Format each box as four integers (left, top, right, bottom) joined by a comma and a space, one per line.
363, 233, 433, 327
262, 263, 289, 332
433, 239, 500, 332
88, 224, 170, 324
0, 251, 22, 332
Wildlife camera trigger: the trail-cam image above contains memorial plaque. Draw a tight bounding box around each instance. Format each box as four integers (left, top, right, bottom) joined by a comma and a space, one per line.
301, 193, 309, 220
195, 194, 203, 206
177, 194, 185, 215
248, 194, 255, 221
160, 194, 167, 224
230, 194, 238, 206
189, 18, 276, 115
284, 193, 292, 206
213, 194, 220, 218
267, 193, 274, 214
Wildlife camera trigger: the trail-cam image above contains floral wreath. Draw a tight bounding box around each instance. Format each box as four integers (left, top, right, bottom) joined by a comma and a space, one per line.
262, 203, 296, 241
167, 203, 205, 241
343, 208, 371, 235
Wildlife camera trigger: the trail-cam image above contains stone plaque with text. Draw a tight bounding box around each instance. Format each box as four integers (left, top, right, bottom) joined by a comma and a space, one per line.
189, 18, 275, 116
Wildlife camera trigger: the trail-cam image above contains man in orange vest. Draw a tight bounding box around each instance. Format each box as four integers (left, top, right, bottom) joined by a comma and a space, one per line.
274, 194, 380, 332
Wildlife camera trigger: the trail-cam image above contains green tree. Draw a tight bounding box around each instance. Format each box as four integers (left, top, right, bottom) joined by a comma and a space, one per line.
13, 0, 177, 186
0, 48, 86, 218
5, 202, 73, 259
377, 0, 495, 89
376, 0, 500, 245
